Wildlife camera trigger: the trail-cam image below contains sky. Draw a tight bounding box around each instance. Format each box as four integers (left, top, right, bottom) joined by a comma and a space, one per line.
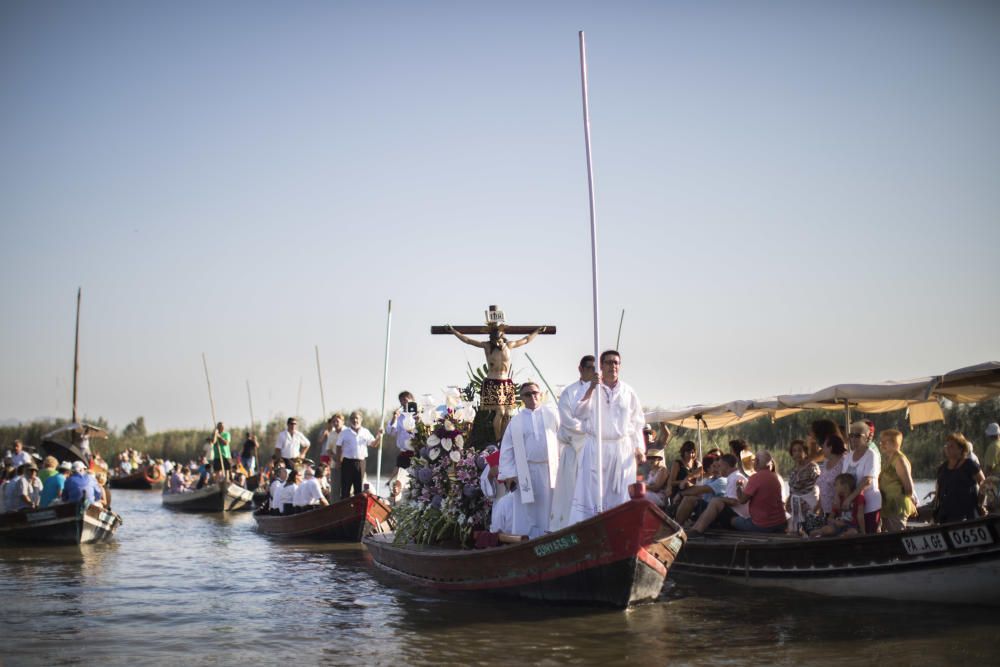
1, 1, 998, 433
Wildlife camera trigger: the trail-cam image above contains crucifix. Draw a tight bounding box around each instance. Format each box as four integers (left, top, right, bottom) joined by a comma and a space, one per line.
431, 305, 556, 449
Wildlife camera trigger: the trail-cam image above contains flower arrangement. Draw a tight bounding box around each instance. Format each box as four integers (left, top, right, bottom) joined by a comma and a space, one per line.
392, 409, 492, 548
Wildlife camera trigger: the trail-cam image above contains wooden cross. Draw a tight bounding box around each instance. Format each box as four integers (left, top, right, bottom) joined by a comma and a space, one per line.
430, 305, 557, 336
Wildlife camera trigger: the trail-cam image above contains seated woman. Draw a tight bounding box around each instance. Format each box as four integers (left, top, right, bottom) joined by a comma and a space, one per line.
935, 433, 985, 524
665, 441, 700, 505
643, 449, 669, 506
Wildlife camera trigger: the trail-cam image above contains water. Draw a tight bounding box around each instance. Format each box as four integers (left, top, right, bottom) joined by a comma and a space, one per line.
2, 485, 999, 666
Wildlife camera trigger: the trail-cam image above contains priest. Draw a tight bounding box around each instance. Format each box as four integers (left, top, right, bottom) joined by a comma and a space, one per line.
569, 350, 646, 523
498, 382, 560, 538
549, 355, 595, 531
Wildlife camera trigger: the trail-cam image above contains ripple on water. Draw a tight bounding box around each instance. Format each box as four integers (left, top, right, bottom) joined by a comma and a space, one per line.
3, 489, 1000, 665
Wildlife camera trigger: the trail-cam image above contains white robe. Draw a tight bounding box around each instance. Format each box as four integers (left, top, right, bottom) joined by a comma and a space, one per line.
498, 405, 559, 539
569, 380, 645, 524
549, 380, 589, 532
490, 491, 515, 533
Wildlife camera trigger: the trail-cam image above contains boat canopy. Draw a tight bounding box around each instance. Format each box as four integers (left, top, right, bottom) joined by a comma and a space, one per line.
646, 360, 1000, 431
42, 422, 109, 442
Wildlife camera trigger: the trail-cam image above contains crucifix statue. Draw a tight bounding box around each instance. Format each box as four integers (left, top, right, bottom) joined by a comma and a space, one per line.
432, 305, 556, 449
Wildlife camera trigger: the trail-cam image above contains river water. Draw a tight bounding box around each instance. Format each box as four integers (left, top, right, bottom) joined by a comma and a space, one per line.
2, 483, 998, 666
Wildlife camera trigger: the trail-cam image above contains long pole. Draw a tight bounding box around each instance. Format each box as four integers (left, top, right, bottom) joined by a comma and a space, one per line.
376, 300, 393, 496
72, 288, 81, 424
524, 353, 556, 402
296, 376, 303, 418
579, 30, 603, 513
246, 380, 256, 434
315, 345, 327, 418
202, 353, 217, 426
615, 309, 625, 350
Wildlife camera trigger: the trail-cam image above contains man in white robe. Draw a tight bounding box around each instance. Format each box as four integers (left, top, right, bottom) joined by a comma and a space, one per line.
569, 350, 646, 524
498, 382, 560, 539
549, 355, 596, 531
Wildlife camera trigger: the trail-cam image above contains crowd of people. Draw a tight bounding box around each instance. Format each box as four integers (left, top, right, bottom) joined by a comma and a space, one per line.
644, 417, 999, 539
0, 452, 109, 513
4, 363, 998, 544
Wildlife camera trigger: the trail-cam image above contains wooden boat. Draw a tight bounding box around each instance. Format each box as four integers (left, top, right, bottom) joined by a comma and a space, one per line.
161, 481, 254, 512
0, 501, 123, 545
364, 497, 686, 607
254, 492, 393, 541
673, 514, 1000, 605
109, 466, 165, 490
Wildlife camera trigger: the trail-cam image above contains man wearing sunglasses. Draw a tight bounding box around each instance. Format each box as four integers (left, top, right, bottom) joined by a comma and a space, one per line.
497, 382, 560, 538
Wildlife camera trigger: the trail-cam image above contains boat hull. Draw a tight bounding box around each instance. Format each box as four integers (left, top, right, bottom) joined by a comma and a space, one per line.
674, 514, 1000, 605
162, 482, 254, 512
110, 470, 164, 490
0, 501, 123, 545
364, 498, 686, 607
254, 493, 392, 541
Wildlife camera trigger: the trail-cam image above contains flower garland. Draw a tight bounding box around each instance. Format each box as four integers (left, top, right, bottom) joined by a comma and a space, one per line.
392, 409, 491, 547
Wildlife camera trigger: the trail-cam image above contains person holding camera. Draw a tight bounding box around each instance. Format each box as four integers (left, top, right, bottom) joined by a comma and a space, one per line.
387, 391, 418, 470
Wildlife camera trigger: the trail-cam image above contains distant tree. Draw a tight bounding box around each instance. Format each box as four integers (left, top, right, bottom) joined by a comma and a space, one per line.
123, 416, 147, 438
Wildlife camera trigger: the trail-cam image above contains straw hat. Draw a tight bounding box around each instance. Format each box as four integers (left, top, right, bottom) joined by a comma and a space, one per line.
645, 448, 664, 460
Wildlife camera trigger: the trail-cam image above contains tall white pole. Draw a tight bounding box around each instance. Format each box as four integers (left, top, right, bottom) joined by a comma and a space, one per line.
315, 345, 327, 418
202, 353, 217, 426
376, 299, 392, 496
579, 31, 603, 513
246, 380, 256, 434
72, 288, 81, 424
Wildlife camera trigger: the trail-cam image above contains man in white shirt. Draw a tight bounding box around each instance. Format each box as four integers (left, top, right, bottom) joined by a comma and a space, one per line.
268, 466, 288, 514
569, 350, 647, 524
387, 391, 417, 469
498, 382, 560, 539
293, 466, 329, 509
549, 355, 595, 531
335, 412, 383, 499
687, 454, 749, 537
275, 418, 310, 467
10, 440, 32, 468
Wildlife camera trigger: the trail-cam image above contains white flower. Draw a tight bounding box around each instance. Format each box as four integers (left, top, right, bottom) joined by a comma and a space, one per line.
454, 434, 464, 449
459, 405, 476, 422
428, 448, 440, 461
427, 434, 440, 447
449, 449, 461, 463
444, 388, 462, 408
402, 414, 416, 431
420, 409, 437, 426
444, 420, 455, 430
440, 437, 453, 451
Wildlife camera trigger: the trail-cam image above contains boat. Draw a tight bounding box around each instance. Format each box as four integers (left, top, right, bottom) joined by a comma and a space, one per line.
364, 494, 686, 608
254, 492, 393, 541
161, 481, 254, 512
109, 466, 165, 490
673, 514, 1000, 605
0, 501, 123, 545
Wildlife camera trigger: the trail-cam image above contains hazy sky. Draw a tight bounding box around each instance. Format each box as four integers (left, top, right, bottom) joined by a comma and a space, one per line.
2, 1, 998, 432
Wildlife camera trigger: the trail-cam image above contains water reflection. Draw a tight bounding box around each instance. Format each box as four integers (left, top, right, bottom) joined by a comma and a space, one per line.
2, 488, 999, 666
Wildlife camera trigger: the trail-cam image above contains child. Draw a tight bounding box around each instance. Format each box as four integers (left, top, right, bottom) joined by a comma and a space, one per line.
811, 473, 866, 538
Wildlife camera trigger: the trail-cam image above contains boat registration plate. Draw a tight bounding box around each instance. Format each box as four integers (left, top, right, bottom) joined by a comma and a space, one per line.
534, 533, 579, 558
902, 532, 947, 555
949, 525, 994, 549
